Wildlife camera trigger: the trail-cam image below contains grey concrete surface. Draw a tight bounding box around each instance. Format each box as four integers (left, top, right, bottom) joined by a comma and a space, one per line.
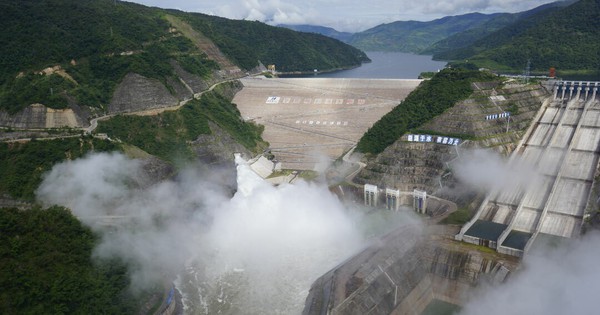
233, 77, 421, 170
457, 85, 600, 256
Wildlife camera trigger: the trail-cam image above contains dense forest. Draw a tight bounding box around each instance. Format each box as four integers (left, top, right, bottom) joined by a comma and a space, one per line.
433, 0, 600, 73
179, 14, 369, 72
0, 0, 368, 114
356, 68, 497, 155
0, 206, 142, 314
345, 0, 597, 74
348, 13, 498, 53
0, 137, 119, 201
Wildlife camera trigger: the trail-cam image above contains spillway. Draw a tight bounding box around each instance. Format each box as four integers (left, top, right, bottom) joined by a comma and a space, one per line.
457, 81, 600, 256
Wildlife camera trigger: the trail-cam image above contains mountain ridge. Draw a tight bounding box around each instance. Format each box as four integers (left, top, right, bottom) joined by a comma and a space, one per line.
0, 0, 368, 116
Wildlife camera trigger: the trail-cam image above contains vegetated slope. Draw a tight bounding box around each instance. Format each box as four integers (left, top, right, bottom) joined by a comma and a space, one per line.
348, 13, 498, 53
0, 0, 218, 114
97, 81, 267, 162
177, 14, 369, 72
0, 206, 144, 314
434, 0, 600, 73
277, 24, 354, 42
355, 79, 549, 224
0, 0, 368, 115
356, 68, 496, 155
0, 137, 119, 201
423, 1, 572, 56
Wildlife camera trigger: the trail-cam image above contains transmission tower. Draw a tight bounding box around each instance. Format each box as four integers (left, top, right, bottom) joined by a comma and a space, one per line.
524, 59, 531, 84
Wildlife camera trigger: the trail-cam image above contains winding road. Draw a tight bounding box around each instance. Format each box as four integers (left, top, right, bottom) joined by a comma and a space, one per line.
85, 78, 237, 134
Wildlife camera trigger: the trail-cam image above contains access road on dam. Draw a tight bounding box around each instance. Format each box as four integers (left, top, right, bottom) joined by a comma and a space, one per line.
233, 77, 421, 170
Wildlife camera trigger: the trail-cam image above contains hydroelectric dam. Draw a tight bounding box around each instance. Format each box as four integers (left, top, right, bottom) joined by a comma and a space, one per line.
233, 77, 421, 170
301, 80, 600, 315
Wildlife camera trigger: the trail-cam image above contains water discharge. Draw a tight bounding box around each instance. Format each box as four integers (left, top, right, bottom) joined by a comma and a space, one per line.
179, 154, 364, 314
37, 153, 388, 314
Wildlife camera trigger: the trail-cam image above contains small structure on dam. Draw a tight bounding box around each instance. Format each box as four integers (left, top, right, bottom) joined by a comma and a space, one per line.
413, 190, 428, 214
363, 184, 432, 215
386, 188, 401, 211
364, 184, 379, 207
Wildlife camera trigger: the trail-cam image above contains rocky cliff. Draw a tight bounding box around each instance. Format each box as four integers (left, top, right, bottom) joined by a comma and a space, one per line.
108, 73, 183, 114
0, 103, 88, 129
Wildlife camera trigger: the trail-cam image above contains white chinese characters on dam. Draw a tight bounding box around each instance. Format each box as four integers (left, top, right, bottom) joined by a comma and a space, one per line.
266, 96, 366, 105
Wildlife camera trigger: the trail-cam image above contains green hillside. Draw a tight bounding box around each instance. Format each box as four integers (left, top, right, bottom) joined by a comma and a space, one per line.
356, 68, 496, 155
348, 13, 498, 53
277, 24, 354, 42
0, 206, 146, 314
0, 137, 119, 200
97, 82, 267, 161
0, 0, 368, 114
434, 0, 600, 73
177, 14, 369, 72
423, 1, 571, 55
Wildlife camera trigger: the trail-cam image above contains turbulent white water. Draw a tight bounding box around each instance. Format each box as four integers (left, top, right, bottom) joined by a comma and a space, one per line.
36, 152, 414, 314
176, 154, 364, 314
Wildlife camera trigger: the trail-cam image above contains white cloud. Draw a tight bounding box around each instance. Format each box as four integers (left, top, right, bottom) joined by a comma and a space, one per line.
36, 153, 364, 312
127, 0, 558, 32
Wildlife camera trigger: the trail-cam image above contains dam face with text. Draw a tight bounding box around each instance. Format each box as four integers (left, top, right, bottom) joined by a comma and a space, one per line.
233, 77, 421, 169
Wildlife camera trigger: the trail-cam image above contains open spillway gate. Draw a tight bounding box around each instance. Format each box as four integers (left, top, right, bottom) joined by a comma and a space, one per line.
457, 81, 600, 257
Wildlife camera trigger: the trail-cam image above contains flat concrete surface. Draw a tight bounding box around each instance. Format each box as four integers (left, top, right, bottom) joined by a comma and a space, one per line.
465, 220, 508, 241
459, 96, 600, 253
233, 77, 421, 169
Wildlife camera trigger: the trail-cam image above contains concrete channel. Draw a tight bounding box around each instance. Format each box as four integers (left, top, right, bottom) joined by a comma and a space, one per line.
457, 81, 600, 256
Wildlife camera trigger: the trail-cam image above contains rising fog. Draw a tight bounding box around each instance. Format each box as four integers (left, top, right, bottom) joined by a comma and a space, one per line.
36, 152, 364, 313
451, 148, 541, 194
460, 233, 600, 315
452, 148, 600, 315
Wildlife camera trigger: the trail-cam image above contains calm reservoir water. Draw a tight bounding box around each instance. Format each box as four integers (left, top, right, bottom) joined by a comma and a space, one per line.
284, 51, 447, 79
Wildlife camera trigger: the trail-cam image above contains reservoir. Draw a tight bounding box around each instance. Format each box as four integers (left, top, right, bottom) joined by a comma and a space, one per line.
283, 51, 447, 79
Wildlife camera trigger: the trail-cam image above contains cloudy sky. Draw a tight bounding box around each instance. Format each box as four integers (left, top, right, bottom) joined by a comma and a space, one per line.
128, 0, 560, 32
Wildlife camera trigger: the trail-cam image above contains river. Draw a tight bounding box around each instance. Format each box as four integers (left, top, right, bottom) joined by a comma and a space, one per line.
282, 51, 447, 79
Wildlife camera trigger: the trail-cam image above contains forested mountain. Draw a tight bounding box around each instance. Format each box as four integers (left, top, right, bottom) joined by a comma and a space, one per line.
348, 13, 499, 53
356, 68, 496, 154
422, 1, 572, 55
434, 0, 599, 73
0, 0, 368, 114
180, 15, 368, 72
278, 24, 354, 42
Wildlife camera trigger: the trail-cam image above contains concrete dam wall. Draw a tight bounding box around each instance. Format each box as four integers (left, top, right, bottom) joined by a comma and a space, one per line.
303, 226, 517, 315
233, 77, 422, 170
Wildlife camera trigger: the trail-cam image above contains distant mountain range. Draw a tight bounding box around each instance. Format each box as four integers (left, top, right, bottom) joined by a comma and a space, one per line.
279, 0, 599, 73
277, 24, 353, 42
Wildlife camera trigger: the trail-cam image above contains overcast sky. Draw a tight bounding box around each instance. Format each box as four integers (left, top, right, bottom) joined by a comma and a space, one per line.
127, 0, 560, 32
